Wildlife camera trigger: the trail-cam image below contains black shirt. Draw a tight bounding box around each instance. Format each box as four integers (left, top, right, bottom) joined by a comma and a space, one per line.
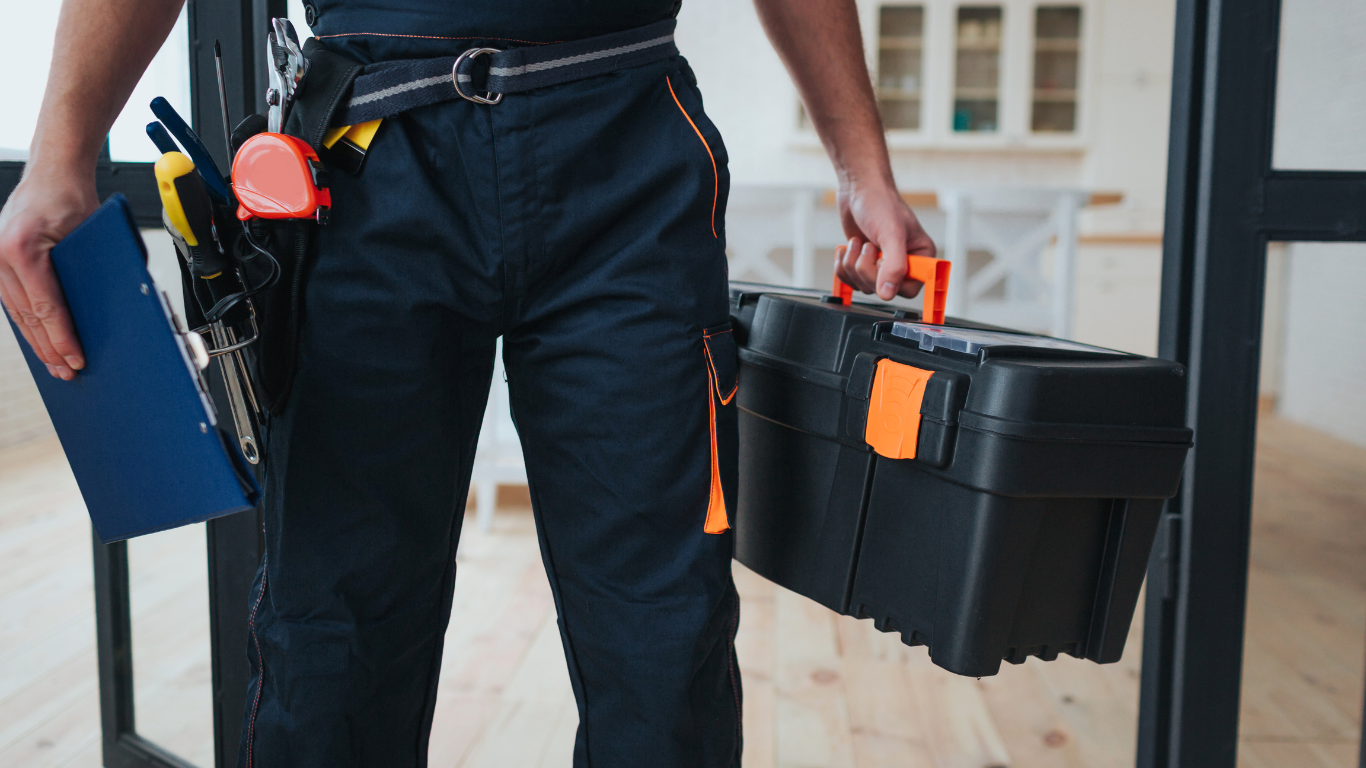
309, 0, 680, 46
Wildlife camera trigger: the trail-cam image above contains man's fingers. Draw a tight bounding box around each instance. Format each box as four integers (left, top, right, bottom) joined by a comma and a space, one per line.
0, 278, 45, 367
8, 251, 83, 369
874, 232, 909, 300
836, 237, 866, 291
897, 279, 925, 299
0, 265, 64, 373
908, 225, 938, 260
854, 241, 880, 294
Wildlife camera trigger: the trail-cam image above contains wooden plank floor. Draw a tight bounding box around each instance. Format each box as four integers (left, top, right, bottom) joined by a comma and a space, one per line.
0, 414, 1360, 767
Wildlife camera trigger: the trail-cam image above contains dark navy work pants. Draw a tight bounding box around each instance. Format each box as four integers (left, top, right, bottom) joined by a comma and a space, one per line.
238, 52, 741, 767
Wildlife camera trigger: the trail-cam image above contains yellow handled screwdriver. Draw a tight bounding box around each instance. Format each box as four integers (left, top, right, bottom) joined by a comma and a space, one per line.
155, 151, 230, 280
154, 150, 263, 464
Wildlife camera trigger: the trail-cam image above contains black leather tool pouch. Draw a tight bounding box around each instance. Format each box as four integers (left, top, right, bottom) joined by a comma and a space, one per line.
196, 40, 362, 416
240, 217, 316, 415
199, 114, 322, 416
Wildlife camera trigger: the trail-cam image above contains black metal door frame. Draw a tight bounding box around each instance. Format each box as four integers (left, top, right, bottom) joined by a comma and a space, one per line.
86, 1, 279, 767
1138, 0, 1366, 767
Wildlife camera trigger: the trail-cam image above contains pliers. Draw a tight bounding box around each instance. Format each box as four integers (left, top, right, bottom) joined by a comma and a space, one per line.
267, 18, 307, 133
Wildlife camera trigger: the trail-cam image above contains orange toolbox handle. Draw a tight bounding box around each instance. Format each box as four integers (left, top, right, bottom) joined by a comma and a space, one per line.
832, 246, 952, 325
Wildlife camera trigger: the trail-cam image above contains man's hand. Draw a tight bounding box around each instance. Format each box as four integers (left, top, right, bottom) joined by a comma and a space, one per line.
0, 169, 97, 379
836, 181, 937, 300
754, 0, 936, 300
0, 0, 184, 378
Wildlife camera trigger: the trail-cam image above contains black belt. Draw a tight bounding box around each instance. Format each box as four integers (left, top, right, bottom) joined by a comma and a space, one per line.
334, 19, 678, 126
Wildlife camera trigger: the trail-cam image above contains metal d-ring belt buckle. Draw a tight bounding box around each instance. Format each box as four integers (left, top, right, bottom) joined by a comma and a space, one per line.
453, 48, 504, 105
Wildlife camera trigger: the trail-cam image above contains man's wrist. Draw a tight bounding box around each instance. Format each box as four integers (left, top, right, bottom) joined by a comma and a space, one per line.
831, 143, 897, 193
836, 163, 898, 196
25, 142, 101, 187
28, 114, 108, 177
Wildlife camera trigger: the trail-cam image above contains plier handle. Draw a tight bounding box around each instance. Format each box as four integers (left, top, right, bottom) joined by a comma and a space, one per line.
266, 18, 307, 133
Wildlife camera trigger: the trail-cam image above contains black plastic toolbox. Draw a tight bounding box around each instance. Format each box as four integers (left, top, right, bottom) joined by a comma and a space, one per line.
729, 284, 1193, 677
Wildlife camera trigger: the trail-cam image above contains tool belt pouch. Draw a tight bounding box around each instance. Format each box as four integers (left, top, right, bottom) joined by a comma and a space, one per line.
241, 217, 314, 415
171, 205, 311, 417
209, 41, 362, 415
176, 256, 211, 333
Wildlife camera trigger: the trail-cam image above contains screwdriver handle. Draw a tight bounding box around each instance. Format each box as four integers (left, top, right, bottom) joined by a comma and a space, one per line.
155, 152, 230, 280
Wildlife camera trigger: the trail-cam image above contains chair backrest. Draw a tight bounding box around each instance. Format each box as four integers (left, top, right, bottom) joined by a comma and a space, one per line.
477, 337, 524, 456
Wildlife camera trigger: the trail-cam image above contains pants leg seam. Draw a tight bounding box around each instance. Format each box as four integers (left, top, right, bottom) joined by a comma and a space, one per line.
245, 559, 269, 768
727, 593, 741, 762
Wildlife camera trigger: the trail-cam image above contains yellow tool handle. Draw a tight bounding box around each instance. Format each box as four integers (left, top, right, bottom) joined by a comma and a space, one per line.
155, 151, 228, 279
155, 152, 200, 247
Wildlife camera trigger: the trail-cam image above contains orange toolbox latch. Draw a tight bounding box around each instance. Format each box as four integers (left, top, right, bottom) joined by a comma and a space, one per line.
864, 359, 935, 460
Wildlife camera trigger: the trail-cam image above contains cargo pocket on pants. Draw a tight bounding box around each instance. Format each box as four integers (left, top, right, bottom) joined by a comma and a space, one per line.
703, 323, 739, 534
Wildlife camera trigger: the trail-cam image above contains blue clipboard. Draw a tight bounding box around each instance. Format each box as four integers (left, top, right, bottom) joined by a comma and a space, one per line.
11, 195, 259, 542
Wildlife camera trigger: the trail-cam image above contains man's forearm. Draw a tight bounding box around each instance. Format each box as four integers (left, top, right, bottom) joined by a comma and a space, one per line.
755, 0, 936, 300
753, 0, 892, 189
30, 0, 184, 174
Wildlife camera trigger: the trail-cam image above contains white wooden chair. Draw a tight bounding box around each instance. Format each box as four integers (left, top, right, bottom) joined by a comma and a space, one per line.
471, 338, 527, 532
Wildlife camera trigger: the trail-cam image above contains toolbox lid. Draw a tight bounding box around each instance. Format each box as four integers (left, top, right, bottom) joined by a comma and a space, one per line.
892, 323, 1120, 356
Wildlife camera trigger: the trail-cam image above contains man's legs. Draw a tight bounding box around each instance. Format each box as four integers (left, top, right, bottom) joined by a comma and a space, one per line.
237, 99, 505, 767
498, 56, 742, 767
236, 51, 741, 767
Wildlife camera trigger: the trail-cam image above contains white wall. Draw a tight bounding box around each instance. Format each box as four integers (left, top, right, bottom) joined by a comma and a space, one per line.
1279, 244, 1366, 448
1272, 0, 1366, 171
1078, 0, 1174, 234
1259, 243, 1289, 401
676, 0, 836, 186
678, 0, 1175, 236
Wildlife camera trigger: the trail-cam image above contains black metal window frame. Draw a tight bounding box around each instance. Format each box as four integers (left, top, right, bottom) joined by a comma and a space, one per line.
1139, 1, 1366, 767
0, 163, 161, 228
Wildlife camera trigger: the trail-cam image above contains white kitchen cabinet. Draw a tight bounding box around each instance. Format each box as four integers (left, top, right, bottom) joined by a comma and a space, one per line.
820, 0, 1096, 150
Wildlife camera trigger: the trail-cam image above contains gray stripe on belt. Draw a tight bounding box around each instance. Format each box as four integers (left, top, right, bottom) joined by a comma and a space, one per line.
489, 34, 675, 78
348, 74, 450, 108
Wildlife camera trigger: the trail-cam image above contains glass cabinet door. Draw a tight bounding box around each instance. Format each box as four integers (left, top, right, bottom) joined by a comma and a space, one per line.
877, 6, 926, 130
953, 6, 1003, 132
1032, 6, 1082, 133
